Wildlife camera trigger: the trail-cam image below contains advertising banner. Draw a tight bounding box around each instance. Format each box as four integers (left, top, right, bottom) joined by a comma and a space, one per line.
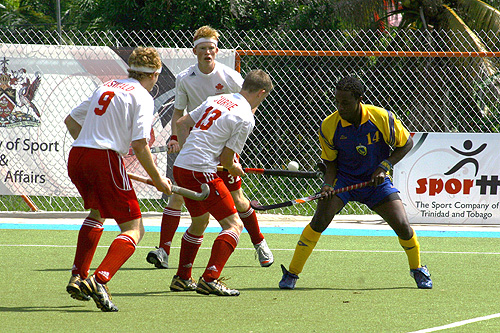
0, 44, 236, 199
394, 133, 500, 224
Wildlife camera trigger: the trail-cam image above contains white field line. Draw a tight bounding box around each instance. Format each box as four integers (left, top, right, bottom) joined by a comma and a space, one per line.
408, 313, 500, 332
2, 244, 500, 255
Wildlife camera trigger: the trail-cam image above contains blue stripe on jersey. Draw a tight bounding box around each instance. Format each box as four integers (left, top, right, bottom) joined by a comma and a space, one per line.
319, 121, 336, 151
387, 110, 395, 147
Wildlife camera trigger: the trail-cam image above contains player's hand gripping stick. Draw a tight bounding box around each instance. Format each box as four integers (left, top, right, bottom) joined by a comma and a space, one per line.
128, 173, 210, 201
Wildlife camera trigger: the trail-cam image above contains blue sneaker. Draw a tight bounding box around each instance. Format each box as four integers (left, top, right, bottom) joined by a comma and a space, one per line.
410, 265, 433, 289
279, 264, 299, 289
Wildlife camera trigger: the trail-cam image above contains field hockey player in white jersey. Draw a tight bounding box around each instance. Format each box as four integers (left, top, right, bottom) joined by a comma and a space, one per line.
169, 69, 273, 296
147, 25, 274, 270
64, 47, 172, 311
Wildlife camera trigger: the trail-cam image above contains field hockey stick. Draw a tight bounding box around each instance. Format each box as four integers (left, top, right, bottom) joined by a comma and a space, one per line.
216, 166, 322, 178
250, 180, 372, 211
128, 145, 170, 156
127, 173, 210, 201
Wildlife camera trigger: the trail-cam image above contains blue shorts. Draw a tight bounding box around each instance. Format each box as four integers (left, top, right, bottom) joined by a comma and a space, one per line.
334, 175, 399, 209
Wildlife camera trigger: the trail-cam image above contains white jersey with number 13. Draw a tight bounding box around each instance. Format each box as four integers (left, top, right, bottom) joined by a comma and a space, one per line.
174, 93, 254, 173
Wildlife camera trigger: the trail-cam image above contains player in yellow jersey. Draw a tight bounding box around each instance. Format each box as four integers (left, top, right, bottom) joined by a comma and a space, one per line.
279, 76, 432, 290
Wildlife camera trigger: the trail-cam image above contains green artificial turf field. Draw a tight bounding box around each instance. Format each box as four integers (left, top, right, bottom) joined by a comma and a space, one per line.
2, 228, 500, 332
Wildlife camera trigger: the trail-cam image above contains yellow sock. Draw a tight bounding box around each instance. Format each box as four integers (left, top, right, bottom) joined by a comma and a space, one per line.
289, 224, 322, 275
399, 228, 421, 270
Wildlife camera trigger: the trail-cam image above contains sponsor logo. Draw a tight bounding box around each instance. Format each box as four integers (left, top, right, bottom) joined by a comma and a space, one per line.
415, 140, 499, 196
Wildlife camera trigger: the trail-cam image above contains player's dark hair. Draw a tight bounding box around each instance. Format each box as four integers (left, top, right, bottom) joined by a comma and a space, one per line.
242, 69, 273, 93
335, 76, 365, 99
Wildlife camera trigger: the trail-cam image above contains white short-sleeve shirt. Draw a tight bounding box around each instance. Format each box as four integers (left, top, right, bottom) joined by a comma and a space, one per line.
174, 93, 254, 173
70, 78, 154, 155
174, 61, 243, 113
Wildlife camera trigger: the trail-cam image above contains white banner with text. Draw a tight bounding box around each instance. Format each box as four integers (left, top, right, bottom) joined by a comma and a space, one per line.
0, 44, 236, 199
394, 132, 500, 225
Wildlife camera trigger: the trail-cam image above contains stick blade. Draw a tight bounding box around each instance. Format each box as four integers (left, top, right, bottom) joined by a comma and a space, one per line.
172, 183, 210, 201
250, 199, 292, 211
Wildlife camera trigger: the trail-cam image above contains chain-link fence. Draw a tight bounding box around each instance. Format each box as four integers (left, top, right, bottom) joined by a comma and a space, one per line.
0, 28, 499, 214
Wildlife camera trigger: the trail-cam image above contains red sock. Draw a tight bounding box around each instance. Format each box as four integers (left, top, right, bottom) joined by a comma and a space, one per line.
72, 217, 103, 279
159, 208, 181, 255
176, 231, 203, 280
202, 230, 239, 282
239, 207, 264, 245
94, 234, 136, 284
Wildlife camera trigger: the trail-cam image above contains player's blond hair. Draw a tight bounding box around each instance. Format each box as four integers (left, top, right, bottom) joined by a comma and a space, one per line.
193, 25, 220, 43
127, 47, 161, 80
242, 69, 273, 94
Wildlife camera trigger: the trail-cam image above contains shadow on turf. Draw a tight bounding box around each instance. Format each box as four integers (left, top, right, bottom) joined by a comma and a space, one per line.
238, 286, 415, 291
36, 264, 256, 272
0, 305, 94, 313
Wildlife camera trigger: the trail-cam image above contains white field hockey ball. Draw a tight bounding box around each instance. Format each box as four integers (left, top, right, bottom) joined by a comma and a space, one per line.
287, 161, 299, 171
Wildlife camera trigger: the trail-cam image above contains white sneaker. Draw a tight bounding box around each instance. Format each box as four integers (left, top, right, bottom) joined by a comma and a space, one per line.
146, 247, 168, 269
254, 239, 274, 267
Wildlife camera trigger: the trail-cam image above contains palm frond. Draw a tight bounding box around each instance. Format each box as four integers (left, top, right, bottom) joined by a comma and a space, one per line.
442, 4, 500, 113
456, 0, 500, 32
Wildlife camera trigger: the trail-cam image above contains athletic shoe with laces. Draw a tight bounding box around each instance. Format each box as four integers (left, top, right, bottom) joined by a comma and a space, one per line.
195, 277, 240, 296
170, 275, 197, 292
66, 275, 91, 301
146, 246, 168, 269
80, 275, 118, 312
279, 264, 299, 289
410, 265, 433, 289
254, 239, 274, 267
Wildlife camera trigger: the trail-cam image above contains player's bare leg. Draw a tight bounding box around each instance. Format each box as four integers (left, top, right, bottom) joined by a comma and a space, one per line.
231, 188, 273, 267
280, 196, 342, 289
374, 199, 432, 289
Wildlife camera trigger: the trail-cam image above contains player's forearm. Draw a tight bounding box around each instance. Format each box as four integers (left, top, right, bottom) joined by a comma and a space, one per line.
322, 160, 338, 187
170, 108, 184, 136
64, 115, 81, 140
220, 147, 243, 177
131, 139, 162, 182
176, 114, 195, 149
220, 147, 236, 170
388, 135, 414, 166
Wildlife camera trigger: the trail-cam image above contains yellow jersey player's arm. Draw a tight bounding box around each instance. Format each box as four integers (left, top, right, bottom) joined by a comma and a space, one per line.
387, 134, 413, 166
318, 115, 339, 194
368, 106, 410, 149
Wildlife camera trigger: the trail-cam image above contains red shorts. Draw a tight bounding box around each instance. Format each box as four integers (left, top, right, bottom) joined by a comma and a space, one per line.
173, 166, 237, 220
216, 154, 242, 191
67, 147, 141, 224
217, 170, 242, 192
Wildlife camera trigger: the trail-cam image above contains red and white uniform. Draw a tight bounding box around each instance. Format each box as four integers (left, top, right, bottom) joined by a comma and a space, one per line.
68, 78, 154, 223
70, 78, 153, 155
173, 62, 244, 190
174, 61, 243, 113
173, 93, 254, 219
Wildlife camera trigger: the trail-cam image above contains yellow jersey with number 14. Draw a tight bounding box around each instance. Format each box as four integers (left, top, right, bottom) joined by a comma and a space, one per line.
319, 103, 410, 182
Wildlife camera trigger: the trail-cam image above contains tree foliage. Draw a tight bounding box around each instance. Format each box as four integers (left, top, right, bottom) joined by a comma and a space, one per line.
1, 0, 499, 32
